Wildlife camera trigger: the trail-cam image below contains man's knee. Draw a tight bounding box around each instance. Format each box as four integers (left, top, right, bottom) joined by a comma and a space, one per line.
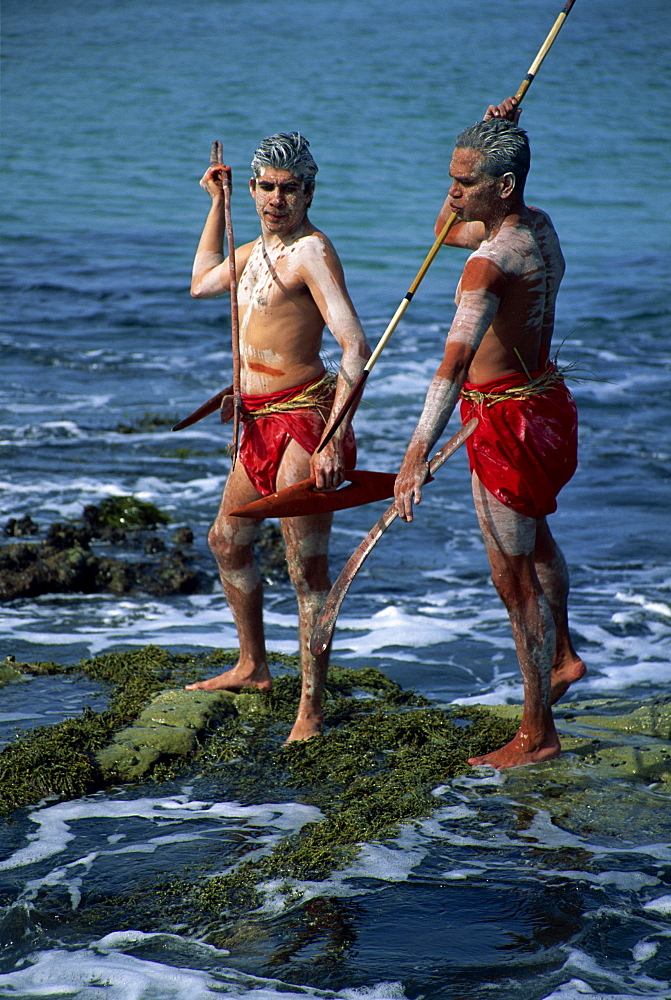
287, 550, 330, 596
488, 558, 540, 609
284, 536, 329, 595
207, 521, 225, 559
283, 523, 330, 592
208, 521, 252, 570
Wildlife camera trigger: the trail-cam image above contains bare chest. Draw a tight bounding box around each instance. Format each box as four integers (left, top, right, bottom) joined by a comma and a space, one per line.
237, 239, 307, 313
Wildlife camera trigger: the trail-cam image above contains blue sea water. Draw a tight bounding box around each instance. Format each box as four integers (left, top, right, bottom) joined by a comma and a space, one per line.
1, 0, 671, 996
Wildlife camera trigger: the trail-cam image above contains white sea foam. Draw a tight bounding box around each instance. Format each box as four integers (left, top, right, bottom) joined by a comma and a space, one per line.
0, 944, 410, 1000
1, 569, 669, 710
0, 795, 323, 875
539, 870, 660, 891
545, 948, 670, 998
451, 680, 525, 706
0, 945, 375, 999
1, 394, 112, 414
0, 593, 301, 658
254, 821, 436, 916
340, 986, 407, 999
0, 949, 225, 999
632, 940, 660, 964
615, 591, 671, 620
542, 980, 664, 1000
643, 894, 671, 915
0, 472, 223, 520
328, 604, 506, 656
344, 837, 427, 882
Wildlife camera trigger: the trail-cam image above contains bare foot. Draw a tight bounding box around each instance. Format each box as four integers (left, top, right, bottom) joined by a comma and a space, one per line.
468, 727, 561, 770
284, 717, 323, 743
185, 664, 272, 693
550, 655, 586, 704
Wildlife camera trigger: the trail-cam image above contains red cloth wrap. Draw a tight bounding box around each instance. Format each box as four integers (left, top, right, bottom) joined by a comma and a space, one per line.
238, 375, 357, 497
459, 370, 578, 519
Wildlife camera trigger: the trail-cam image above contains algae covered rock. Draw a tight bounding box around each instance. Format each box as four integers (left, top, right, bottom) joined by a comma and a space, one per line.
234, 690, 273, 717
138, 688, 236, 729
581, 741, 671, 784
96, 687, 238, 782
4, 643, 671, 933
96, 743, 164, 782
0, 499, 209, 600
0, 657, 27, 686
0, 499, 287, 599
84, 496, 170, 532
0, 646, 241, 812
568, 699, 671, 741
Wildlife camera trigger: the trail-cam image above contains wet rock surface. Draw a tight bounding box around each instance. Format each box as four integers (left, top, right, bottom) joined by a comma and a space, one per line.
483, 698, 671, 788
2, 647, 670, 940
96, 687, 238, 781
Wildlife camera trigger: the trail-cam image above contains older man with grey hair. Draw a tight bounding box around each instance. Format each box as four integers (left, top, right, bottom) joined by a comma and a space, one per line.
395, 99, 584, 769
186, 132, 370, 742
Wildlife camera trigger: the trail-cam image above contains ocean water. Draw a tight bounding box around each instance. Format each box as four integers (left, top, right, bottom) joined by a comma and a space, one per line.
2, 0, 671, 996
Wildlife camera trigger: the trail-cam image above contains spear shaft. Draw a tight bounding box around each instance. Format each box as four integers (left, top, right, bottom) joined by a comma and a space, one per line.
211, 140, 242, 467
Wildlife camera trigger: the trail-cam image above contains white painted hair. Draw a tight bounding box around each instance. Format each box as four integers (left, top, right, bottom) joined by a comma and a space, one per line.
455, 119, 530, 191
250, 132, 318, 188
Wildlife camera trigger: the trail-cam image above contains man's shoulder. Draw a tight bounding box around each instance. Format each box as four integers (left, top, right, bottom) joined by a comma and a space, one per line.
526, 205, 552, 223
290, 227, 341, 266
470, 224, 534, 265
239, 236, 262, 259
296, 226, 335, 250
464, 219, 541, 287
525, 206, 560, 239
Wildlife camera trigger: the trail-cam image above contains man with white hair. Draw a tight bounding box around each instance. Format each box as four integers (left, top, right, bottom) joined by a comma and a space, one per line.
186, 132, 370, 742
395, 100, 584, 769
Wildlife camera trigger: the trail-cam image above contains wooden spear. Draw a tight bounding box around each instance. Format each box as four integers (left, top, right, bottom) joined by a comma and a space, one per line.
211, 140, 242, 468
317, 0, 577, 452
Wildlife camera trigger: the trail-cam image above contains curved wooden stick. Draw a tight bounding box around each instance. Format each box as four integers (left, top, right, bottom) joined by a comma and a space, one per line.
211, 141, 242, 468
317, 0, 577, 453
310, 418, 478, 656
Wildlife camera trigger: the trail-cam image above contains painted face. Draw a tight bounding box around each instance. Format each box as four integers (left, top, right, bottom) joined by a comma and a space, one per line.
447, 147, 508, 224
249, 167, 312, 237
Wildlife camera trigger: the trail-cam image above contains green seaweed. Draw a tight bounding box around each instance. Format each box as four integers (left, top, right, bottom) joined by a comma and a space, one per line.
186, 697, 516, 932
0, 710, 113, 810
3, 648, 671, 962
116, 412, 178, 434
0, 645, 521, 941
0, 646, 239, 813
94, 496, 171, 529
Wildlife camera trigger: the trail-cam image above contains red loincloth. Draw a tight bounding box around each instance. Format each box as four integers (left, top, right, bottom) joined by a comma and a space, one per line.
459, 369, 578, 519
238, 375, 357, 497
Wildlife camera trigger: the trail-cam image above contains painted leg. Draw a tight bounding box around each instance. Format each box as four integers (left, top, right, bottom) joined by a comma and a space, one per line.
534, 518, 586, 703
278, 440, 334, 742
467, 474, 561, 769
185, 461, 273, 693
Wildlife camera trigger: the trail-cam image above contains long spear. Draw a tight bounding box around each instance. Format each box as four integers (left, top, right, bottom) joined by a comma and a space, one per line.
317, 0, 576, 453
211, 140, 242, 468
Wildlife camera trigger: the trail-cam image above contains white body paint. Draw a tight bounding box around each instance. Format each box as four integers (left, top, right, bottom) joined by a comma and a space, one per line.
395, 158, 583, 766
187, 158, 371, 741
192, 250, 224, 279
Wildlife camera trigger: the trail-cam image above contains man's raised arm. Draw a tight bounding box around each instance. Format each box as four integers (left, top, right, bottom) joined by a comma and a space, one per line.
191, 164, 253, 299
